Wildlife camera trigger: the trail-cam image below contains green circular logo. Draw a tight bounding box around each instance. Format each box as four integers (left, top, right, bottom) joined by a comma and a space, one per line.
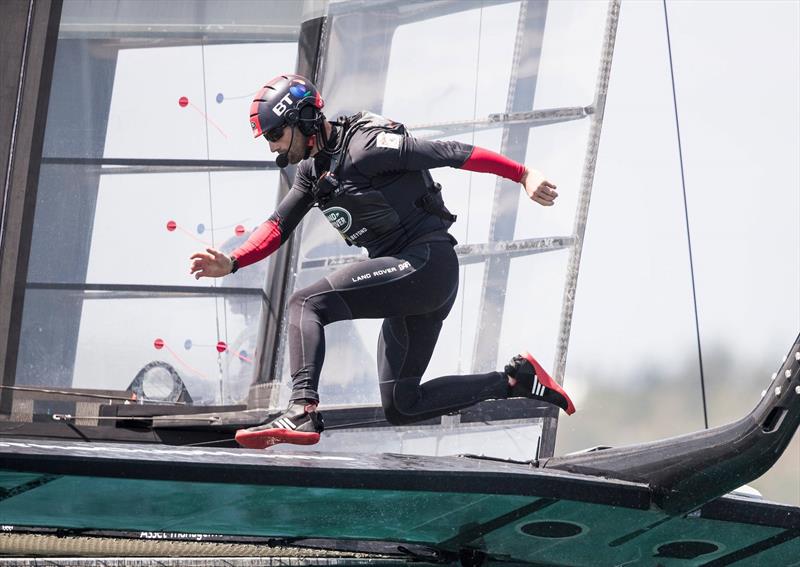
323, 207, 352, 233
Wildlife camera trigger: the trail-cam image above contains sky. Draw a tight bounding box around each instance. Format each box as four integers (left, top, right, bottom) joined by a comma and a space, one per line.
571, 0, 799, 380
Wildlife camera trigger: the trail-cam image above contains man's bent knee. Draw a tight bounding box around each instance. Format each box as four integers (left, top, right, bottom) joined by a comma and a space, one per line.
380, 379, 423, 426
382, 407, 418, 426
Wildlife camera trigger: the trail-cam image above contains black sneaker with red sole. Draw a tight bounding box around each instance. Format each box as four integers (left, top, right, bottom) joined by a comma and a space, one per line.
505, 352, 576, 415
235, 403, 325, 449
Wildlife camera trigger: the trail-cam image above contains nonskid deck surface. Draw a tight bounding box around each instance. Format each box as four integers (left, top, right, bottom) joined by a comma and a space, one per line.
0, 438, 798, 566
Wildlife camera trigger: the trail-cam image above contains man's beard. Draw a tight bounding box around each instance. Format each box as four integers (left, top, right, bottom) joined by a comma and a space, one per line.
286, 130, 309, 164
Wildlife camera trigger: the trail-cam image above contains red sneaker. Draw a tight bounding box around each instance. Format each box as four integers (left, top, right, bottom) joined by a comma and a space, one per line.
505, 352, 576, 415
235, 403, 324, 449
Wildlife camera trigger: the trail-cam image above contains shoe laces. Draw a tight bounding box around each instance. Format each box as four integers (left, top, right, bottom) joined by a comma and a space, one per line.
504, 355, 526, 378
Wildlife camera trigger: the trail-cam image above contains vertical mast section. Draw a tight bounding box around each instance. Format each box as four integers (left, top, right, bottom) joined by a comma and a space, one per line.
539, 0, 622, 458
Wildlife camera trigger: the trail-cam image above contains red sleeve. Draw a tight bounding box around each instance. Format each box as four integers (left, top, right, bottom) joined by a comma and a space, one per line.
231, 218, 282, 269
459, 146, 526, 183
228, 175, 315, 271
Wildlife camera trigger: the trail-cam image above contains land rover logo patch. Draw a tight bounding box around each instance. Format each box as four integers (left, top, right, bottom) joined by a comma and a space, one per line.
323, 207, 352, 233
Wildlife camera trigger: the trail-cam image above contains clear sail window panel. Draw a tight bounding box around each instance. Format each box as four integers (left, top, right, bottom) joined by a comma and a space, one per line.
26, 164, 98, 284
22, 168, 278, 289
408, 118, 593, 249
54, 0, 303, 161
512, 117, 592, 240
71, 294, 263, 405
434, 129, 503, 247
497, 249, 571, 380
380, 1, 520, 125
85, 170, 279, 287
103, 42, 298, 162
531, 0, 610, 110
15, 290, 86, 388
316, 2, 519, 121
380, 1, 612, 122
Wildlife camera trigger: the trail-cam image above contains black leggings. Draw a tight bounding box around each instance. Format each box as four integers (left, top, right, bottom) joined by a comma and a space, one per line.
287, 240, 509, 425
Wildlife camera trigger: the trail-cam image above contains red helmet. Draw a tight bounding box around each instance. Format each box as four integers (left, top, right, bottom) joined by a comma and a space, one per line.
249, 74, 325, 139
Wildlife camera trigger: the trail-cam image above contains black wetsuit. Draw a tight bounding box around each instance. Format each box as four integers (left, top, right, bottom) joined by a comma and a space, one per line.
234, 112, 521, 424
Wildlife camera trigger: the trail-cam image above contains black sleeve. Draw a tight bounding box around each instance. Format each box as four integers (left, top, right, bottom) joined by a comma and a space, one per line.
351, 130, 474, 177
274, 161, 316, 241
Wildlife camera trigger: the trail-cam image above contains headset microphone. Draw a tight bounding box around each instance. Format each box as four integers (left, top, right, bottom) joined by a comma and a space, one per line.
276, 153, 289, 168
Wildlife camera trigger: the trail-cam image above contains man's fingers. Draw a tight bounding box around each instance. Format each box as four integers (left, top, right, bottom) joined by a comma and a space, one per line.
523, 171, 558, 207
191, 249, 225, 279
533, 191, 557, 203
532, 191, 555, 206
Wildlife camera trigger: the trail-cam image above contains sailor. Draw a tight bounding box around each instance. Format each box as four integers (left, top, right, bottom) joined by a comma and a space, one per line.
190, 74, 575, 449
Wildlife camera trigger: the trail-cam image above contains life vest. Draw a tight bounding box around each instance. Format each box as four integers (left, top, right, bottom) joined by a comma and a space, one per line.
311, 112, 456, 255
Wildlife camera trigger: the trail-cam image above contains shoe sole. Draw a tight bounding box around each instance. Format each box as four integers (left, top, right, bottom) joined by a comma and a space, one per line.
521, 351, 576, 415
235, 428, 321, 450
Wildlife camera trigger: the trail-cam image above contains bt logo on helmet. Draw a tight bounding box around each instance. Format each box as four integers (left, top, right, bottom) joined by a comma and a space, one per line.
272, 93, 294, 117
273, 82, 312, 117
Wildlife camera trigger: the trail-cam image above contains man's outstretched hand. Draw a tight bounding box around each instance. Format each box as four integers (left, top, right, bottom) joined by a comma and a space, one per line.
521, 168, 558, 206
190, 248, 233, 280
